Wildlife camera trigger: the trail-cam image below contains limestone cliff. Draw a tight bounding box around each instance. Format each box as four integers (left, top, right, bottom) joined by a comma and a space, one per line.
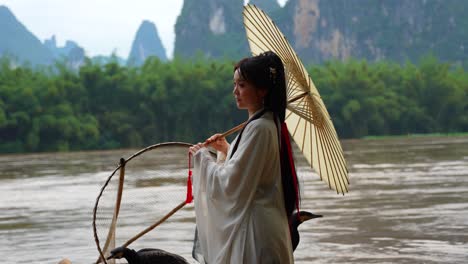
174, 0, 248, 59
281, 0, 468, 64
174, 0, 468, 65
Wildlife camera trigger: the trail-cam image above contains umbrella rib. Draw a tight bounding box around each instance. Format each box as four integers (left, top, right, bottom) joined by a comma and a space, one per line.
244, 26, 272, 54
288, 79, 304, 98
308, 112, 315, 177
285, 110, 294, 121
288, 98, 309, 123
325, 122, 347, 173
245, 8, 289, 60
245, 36, 270, 57
288, 100, 344, 193
289, 91, 309, 104
282, 36, 309, 92
304, 100, 333, 189
317, 126, 346, 194
243, 13, 278, 54
288, 104, 313, 127
252, 7, 293, 64
322, 125, 349, 190
253, 7, 308, 91
291, 81, 314, 122
291, 113, 301, 138
322, 122, 350, 184
315, 100, 334, 126
295, 97, 314, 123
275, 33, 306, 88
244, 32, 273, 55
289, 86, 304, 105
286, 75, 294, 99
300, 116, 306, 153
313, 123, 326, 188
301, 98, 321, 181
322, 119, 348, 175
316, 127, 339, 193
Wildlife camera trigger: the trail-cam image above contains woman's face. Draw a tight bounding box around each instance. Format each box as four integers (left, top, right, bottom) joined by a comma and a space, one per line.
233, 69, 266, 115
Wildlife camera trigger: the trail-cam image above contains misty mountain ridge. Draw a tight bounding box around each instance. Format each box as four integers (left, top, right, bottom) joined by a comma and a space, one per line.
0, 5, 167, 67
44, 36, 82, 59
2, 1, 468, 67
127, 20, 168, 66
0, 5, 54, 65
0, 5, 89, 67
44, 35, 86, 68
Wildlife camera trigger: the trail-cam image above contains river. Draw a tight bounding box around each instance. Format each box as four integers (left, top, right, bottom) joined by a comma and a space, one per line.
1, 136, 467, 263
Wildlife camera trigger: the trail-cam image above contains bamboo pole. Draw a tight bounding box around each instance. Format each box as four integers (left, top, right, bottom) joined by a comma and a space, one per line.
122, 200, 187, 248
96, 158, 126, 264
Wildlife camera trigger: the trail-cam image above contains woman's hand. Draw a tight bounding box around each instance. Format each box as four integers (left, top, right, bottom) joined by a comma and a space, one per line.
205, 134, 229, 156
189, 142, 205, 155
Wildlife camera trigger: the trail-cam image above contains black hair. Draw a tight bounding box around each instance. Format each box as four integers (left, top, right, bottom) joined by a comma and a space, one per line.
234, 51, 300, 219
234, 51, 287, 122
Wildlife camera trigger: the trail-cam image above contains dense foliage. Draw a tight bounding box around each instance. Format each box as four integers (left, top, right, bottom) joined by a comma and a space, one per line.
0, 56, 467, 153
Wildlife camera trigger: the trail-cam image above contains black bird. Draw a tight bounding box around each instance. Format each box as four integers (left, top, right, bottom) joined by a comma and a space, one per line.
290, 211, 323, 251
107, 246, 189, 264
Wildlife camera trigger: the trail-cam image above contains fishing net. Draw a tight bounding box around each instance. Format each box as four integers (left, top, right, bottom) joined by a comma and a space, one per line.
92, 142, 195, 264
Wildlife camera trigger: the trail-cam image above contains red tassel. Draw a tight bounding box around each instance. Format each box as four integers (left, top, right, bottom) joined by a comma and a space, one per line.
186, 152, 193, 203
281, 122, 300, 219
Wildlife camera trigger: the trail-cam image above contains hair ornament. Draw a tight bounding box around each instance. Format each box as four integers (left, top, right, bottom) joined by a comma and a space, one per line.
269, 67, 277, 82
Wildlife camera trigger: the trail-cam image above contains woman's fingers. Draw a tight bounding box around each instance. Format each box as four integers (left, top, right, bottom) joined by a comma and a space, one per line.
189, 142, 204, 154
189, 146, 197, 154
206, 133, 223, 144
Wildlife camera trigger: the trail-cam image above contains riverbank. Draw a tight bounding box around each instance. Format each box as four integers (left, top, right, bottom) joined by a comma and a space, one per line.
362, 132, 468, 140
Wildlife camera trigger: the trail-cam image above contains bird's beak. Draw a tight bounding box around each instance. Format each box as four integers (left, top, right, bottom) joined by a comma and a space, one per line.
106, 254, 115, 260
300, 212, 323, 222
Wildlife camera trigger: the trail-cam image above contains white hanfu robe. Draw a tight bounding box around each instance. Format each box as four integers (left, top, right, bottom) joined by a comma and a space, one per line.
193, 111, 294, 264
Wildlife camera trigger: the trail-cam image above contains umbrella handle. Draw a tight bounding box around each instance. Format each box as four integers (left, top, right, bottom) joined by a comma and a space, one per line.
221, 96, 298, 138
221, 121, 247, 138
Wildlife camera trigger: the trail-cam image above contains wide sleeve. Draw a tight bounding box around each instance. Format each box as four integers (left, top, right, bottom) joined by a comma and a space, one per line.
193, 120, 275, 204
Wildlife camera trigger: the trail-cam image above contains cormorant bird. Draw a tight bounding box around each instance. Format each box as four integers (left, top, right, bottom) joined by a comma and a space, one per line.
107, 246, 189, 264
290, 211, 323, 251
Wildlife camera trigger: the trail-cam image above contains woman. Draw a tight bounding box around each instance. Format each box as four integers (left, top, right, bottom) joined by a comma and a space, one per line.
189, 51, 300, 263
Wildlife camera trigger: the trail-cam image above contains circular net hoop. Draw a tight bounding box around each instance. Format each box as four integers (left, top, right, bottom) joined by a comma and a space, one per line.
92, 142, 194, 264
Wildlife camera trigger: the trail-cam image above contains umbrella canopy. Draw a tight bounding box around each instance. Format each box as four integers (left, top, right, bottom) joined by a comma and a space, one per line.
242, 4, 349, 194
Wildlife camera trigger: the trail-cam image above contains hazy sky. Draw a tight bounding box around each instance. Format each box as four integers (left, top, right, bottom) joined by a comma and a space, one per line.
1, 0, 287, 59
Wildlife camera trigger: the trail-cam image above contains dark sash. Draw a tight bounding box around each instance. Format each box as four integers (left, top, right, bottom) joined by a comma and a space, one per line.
229, 109, 267, 159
